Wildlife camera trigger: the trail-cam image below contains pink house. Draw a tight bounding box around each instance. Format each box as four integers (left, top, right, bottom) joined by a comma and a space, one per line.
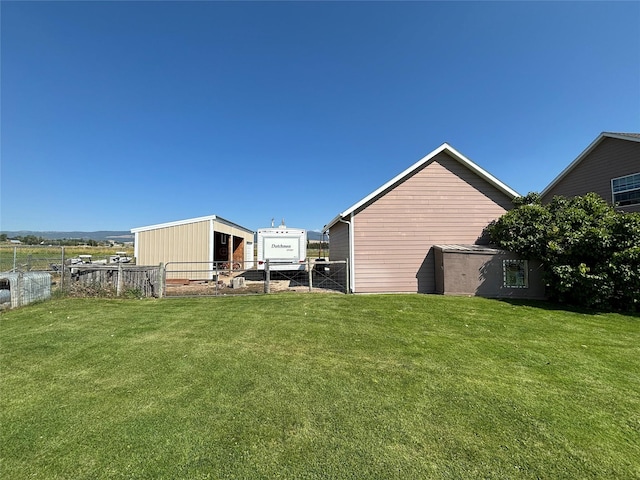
324, 143, 520, 294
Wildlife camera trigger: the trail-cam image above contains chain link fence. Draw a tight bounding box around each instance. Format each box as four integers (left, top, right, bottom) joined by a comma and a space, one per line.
164, 259, 349, 297
0, 245, 141, 299
1, 246, 349, 299
0, 245, 133, 273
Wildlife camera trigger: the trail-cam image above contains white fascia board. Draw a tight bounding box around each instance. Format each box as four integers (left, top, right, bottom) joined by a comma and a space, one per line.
131, 214, 219, 233
444, 143, 520, 198
131, 214, 254, 236
324, 143, 519, 230
541, 132, 640, 198
323, 214, 343, 232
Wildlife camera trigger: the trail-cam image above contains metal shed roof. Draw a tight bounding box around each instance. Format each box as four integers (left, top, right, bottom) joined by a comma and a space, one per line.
131, 214, 254, 235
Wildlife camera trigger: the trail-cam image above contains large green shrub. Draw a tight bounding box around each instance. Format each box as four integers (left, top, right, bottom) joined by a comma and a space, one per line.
487, 192, 640, 312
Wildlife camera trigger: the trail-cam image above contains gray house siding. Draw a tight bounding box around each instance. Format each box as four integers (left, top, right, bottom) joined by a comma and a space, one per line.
350, 152, 514, 293
541, 136, 640, 213
327, 221, 349, 262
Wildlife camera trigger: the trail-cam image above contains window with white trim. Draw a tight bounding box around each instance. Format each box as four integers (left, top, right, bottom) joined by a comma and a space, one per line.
612, 173, 640, 207
503, 260, 528, 288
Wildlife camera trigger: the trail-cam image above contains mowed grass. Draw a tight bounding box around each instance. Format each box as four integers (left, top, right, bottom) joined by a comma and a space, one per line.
1, 294, 639, 479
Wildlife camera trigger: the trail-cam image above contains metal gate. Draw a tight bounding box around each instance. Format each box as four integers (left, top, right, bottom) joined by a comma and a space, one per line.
164, 260, 348, 297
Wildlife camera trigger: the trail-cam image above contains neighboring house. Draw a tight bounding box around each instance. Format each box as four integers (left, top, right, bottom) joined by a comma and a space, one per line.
324, 143, 520, 294
131, 215, 254, 280
540, 132, 640, 213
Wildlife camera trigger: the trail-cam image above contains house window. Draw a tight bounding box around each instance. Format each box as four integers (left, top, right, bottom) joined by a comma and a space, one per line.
503, 260, 528, 288
612, 173, 640, 206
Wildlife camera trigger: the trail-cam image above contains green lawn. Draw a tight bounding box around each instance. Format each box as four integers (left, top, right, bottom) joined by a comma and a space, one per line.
1, 294, 639, 479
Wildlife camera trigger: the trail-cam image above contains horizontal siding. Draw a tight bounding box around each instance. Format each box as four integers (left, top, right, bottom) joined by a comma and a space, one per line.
328, 222, 349, 261
138, 220, 210, 279
353, 152, 513, 293
542, 138, 640, 213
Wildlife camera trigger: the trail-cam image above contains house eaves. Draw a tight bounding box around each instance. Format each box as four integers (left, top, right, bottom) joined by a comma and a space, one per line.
540, 132, 640, 199
324, 143, 520, 231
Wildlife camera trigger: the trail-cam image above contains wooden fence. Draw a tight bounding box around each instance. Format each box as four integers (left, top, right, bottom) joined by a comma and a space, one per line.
66, 264, 165, 298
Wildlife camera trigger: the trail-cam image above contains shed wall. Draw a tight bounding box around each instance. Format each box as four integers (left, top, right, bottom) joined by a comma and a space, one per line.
352, 152, 513, 293
435, 249, 546, 299
136, 220, 210, 279
541, 137, 640, 213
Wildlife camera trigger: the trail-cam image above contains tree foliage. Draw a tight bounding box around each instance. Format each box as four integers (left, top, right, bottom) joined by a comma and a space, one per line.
487, 192, 640, 312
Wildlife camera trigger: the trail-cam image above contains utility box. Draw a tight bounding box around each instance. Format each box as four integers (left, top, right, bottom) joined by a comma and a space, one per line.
433, 245, 546, 300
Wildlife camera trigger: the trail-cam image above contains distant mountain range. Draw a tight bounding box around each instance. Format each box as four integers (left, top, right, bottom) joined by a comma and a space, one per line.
2, 230, 327, 242
1, 231, 134, 242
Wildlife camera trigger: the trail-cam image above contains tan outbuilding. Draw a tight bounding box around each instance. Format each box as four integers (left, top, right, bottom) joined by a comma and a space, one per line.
131, 215, 254, 280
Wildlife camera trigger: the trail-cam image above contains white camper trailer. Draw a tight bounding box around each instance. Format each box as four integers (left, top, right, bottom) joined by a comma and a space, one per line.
257, 221, 307, 271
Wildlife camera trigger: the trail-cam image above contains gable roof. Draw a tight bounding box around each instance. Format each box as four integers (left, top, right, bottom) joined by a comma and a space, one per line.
324, 143, 520, 230
541, 132, 640, 198
131, 214, 254, 234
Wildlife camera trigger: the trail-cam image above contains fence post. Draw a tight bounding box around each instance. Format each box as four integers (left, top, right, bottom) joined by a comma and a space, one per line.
60, 246, 65, 291
264, 260, 270, 294
13, 247, 17, 272
117, 262, 124, 296
308, 259, 312, 291
17, 271, 24, 308
214, 261, 219, 296
158, 263, 165, 298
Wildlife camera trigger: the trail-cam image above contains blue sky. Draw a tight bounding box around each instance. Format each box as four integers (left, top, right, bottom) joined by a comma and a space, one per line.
2, 1, 639, 233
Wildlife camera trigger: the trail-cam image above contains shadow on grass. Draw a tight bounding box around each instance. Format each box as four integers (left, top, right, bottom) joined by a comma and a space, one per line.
494, 298, 640, 318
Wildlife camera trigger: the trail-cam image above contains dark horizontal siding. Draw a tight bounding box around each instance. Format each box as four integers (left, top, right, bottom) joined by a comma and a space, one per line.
328, 222, 349, 261
542, 137, 640, 213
